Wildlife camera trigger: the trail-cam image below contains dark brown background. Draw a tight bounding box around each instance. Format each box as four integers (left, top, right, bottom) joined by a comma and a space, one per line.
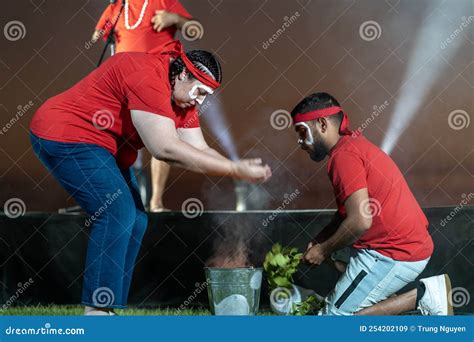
0, 0, 472, 212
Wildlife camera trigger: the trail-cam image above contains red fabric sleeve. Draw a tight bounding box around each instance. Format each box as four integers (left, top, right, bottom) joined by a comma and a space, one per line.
329, 151, 367, 204
95, 4, 115, 31
176, 108, 200, 128
124, 70, 177, 122
164, 0, 193, 18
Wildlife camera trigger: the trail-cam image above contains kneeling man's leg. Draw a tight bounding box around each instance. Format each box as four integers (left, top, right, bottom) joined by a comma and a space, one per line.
321, 249, 428, 315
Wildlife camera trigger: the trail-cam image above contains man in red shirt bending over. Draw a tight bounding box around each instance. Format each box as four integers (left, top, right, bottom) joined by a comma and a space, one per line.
292, 92, 452, 315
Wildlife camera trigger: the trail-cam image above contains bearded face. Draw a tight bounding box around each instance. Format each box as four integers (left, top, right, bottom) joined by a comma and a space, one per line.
295, 122, 328, 162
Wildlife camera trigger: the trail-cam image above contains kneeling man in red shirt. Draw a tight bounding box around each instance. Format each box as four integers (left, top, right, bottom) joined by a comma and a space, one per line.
292, 92, 452, 315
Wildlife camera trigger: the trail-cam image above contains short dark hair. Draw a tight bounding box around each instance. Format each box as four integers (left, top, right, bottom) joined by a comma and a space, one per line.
290, 92, 343, 127
169, 50, 222, 84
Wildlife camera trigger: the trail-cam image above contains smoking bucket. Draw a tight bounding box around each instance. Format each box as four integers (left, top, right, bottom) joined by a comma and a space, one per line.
204, 267, 263, 315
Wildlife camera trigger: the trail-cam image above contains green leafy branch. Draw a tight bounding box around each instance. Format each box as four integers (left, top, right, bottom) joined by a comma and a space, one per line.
292, 295, 324, 315
263, 243, 302, 291
263, 243, 325, 315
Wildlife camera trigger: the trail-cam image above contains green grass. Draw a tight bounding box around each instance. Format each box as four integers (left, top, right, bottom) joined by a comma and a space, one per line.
0, 305, 212, 316
1, 305, 275, 316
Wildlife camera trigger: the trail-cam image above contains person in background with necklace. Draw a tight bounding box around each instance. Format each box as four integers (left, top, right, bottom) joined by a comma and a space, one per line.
92, 0, 200, 212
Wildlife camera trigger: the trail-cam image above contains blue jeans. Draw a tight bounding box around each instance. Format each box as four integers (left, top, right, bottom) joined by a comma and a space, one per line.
321, 248, 430, 315
30, 132, 148, 308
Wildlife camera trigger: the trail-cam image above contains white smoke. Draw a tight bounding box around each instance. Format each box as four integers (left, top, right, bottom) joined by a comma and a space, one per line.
381, 1, 472, 154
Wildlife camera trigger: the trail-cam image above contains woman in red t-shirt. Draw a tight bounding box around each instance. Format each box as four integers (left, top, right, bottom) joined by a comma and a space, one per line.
30, 40, 272, 315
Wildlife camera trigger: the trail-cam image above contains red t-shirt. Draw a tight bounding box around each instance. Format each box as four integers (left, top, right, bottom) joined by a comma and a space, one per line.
96, 0, 192, 53
30, 52, 200, 168
327, 135, 433, 261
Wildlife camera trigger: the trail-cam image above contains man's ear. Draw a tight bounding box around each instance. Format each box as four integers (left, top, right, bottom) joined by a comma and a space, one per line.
316, 117, 328, 133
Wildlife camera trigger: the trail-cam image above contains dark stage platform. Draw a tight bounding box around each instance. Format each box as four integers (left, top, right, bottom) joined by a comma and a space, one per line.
1, 207, 473, 313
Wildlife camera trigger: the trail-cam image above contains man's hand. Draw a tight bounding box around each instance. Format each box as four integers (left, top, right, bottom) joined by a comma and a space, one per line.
305, 189, 372, 265
233, 158, 272, 184
303, 243, 328, 265
131, 110, 270, 180
151, 10, 180, 31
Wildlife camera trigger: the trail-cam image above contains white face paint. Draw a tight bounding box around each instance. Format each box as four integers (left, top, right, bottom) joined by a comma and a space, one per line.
295, 122, 314, 145
188, 84, 214, 105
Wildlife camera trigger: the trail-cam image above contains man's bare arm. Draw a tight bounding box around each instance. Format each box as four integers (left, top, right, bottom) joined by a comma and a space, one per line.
319, 188, 372, 257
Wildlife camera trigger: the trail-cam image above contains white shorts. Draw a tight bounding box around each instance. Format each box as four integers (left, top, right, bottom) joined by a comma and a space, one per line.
320, 248, 430, 315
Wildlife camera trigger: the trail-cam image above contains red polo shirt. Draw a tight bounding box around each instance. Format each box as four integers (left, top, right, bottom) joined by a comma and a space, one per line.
30, 51, 199, 168
96, 0, 192, 53
327, 135, 433, 261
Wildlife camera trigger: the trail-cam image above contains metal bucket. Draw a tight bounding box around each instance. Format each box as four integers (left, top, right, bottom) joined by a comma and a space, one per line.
204, 267, 263, 315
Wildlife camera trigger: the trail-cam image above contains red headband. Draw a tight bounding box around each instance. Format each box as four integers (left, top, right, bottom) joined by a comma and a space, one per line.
148, 40, 221, 90
293, 106, 353, 135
